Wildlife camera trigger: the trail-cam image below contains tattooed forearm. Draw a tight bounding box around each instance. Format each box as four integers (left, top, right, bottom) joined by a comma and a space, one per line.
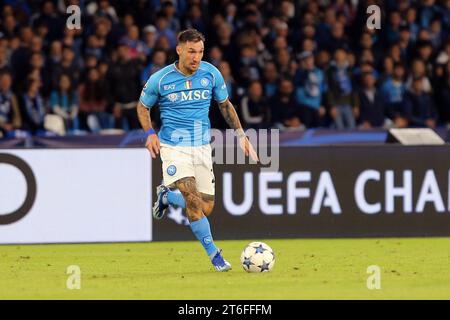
137, 101, 152, 131
218, 99, 246, 138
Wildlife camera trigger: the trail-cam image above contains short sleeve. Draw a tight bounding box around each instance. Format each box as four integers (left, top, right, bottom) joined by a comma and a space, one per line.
210, 66, 229, 103
139, 74, 159, 108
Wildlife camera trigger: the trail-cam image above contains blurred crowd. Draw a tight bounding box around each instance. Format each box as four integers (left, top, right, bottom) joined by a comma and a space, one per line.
0, 0, 449, 138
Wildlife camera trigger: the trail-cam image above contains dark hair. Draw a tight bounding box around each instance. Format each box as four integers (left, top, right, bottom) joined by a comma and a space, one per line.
393, 62, 405, 70
177, 29, 205, 44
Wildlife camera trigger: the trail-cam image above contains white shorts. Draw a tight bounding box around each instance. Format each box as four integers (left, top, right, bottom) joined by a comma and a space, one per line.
160, 143, 215, 195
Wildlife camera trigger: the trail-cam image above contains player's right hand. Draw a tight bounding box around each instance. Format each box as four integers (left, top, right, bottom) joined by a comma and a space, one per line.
145, 133, 160, 159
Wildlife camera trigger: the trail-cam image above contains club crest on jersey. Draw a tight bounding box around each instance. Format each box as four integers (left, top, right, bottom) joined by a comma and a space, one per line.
184, 80, 192, 89
167, 165, 177, 176
168, 93, 179, 102
200, 78, 209, 87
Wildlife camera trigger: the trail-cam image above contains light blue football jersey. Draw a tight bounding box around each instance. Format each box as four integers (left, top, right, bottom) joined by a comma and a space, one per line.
139, 60, 229, 146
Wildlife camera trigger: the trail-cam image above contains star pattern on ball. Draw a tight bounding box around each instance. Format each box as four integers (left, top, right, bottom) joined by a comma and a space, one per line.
243, 257, 253, 269
260, 261, 270, 272
252, 244, 265, 254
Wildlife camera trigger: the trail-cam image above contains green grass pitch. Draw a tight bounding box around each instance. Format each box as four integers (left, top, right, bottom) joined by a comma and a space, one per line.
1, 238, 449, 299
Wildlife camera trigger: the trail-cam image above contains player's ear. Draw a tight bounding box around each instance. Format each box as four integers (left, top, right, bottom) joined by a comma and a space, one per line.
176, 44, 182, 56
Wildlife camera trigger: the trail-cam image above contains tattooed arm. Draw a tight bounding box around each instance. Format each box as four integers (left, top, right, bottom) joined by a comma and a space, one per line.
137, 101, 160, 158
218, 99, 259, 162
218, 99, 246, 138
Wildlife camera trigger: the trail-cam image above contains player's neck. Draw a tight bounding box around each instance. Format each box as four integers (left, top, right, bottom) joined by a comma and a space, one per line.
175, 61, 195, 77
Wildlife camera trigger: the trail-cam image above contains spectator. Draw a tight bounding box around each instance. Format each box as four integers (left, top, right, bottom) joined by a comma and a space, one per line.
379, 56, 394, 85
84, 35, 104, 60
208, 46, 223, 68
141, 49, 167, 85
20, 78, 46, 134
418, 0, 441, 29
239, 80, 271, 129
237, 45, 260, 88
270, 78, 304, 130
142, 25, 158, 60
405, 7, 420, 42
325, 21, 349, 53
382, 63, 408, 119
0, 70, 21, 137
50, 46, 79, 92
359, 32, 382, 66
93, 17, 113, 57
275, 48, 295, 78
404, 76, 438, 128
218, 61, 235, 101
213, 22, 235, 65
262, 61, 279, 99
49, 73, 79, 132
429, 18, 444, 50
398, 23, 413, 62
316, 7, 336, 48
62, 28, 83, 68
86, 0, 119, 24
388, 43, 403, 64
326, 48, 359, 129
30, 0, 64, 42
415, 40, 434, 70
210, 60, 237, 131
155, 13, 177, 50
78, 68, 111, 132
28, 52, 46, 92
385, 11, 402, 45
358, 72, 387, 129
1, 14, 18, 39
294, 51, 326, 128
183, 5, 206, 34
154, 34, 176, 62
161, 1, 180, 32
11, 33, 42, 90
108, 43, 141, 130
120, 25, 147, 62
406, 58, 433, 93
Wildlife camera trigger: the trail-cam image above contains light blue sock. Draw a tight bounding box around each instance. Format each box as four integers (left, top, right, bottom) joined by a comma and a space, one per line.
189, 216, 218, 257
167, 189, 186, 209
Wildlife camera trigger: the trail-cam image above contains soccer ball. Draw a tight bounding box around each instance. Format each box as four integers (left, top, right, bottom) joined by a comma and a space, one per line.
240, 242, 275, 273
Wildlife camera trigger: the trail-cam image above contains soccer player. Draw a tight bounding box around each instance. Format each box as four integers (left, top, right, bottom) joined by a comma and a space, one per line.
137, 29, 259, 272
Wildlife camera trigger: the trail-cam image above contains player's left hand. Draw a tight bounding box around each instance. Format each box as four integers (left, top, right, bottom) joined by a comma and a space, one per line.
239, 136, 259, 163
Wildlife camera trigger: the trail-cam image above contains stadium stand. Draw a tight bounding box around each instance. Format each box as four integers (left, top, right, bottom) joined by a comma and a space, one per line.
0, 0, 449, 138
